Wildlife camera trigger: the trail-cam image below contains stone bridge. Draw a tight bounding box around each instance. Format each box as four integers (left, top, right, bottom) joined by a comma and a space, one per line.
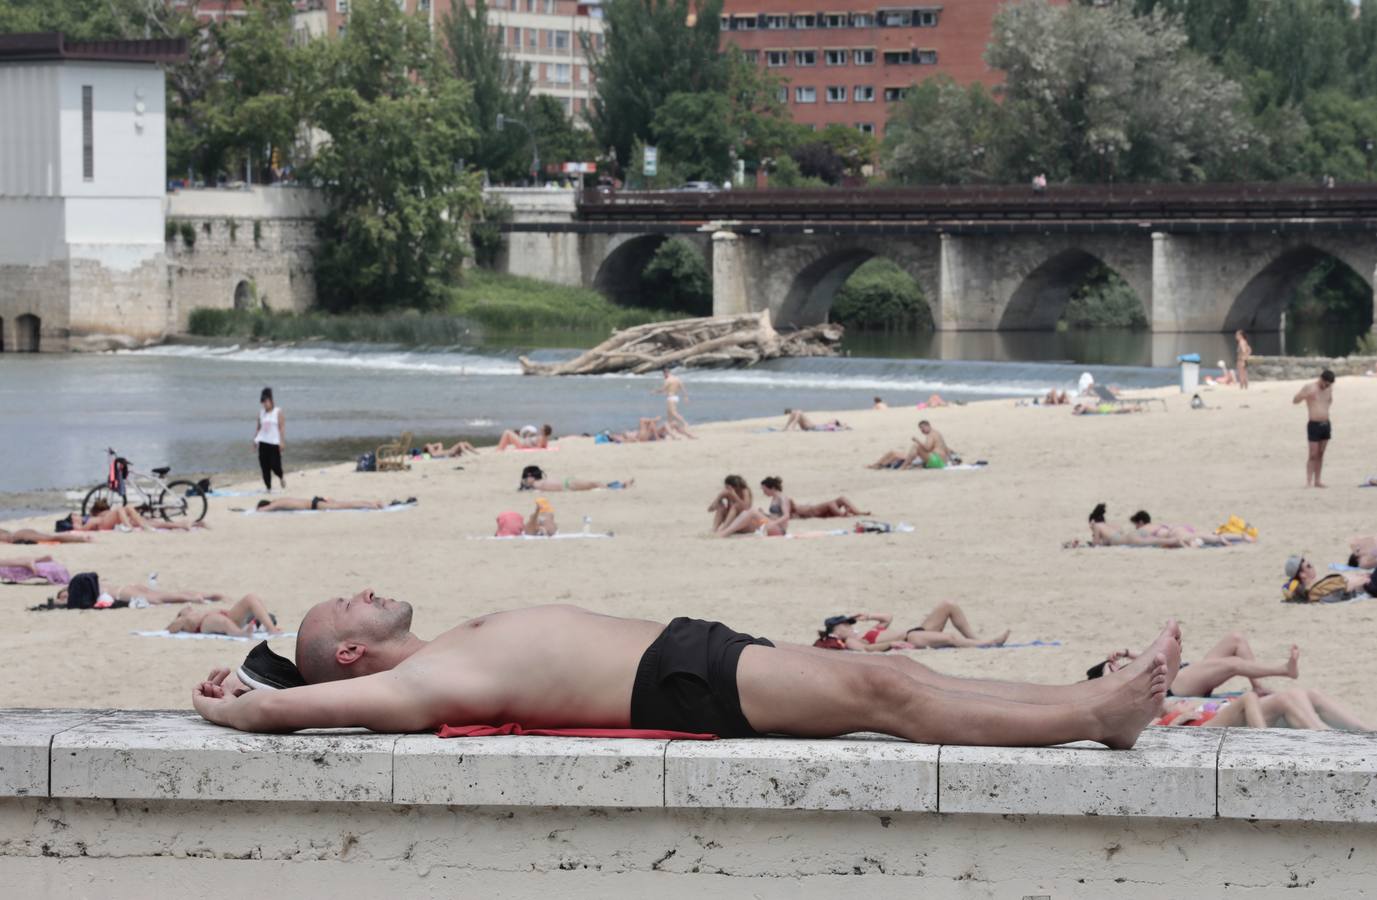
495, 185, 1377, 336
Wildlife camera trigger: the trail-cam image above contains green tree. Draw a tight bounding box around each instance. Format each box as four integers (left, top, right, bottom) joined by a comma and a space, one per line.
832, 259, 932, 331
723, 48, 801, 173
584, 0, 726, 176
986, 0, 1253, 183
440, 0, 533, 182
652, 92, 734, 182
527, 95, 600, 177
884, 76, 1003, 184
640, 238, 712, 315
305, 0, 479, 311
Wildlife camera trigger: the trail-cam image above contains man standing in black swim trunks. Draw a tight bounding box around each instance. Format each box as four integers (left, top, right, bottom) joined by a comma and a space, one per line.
1294, 369, 1335, 488
189, 590, 1177, 750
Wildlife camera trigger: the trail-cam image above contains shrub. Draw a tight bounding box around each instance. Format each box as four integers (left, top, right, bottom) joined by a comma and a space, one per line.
179, 222, 196, 250
165, 220, 177, 242
1060, 266, 1147, 329
471, 195, 512, 268
640, 238, 712, 316
831, 258, 933, 331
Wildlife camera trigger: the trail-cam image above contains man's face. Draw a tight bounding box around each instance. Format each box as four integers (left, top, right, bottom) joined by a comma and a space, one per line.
1320, 377, 1334, 391
312, 588, 413, 643
919, 423, 931, 434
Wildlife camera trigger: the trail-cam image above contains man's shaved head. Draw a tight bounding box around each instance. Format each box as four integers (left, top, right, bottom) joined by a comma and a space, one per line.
296, 589, 414, 683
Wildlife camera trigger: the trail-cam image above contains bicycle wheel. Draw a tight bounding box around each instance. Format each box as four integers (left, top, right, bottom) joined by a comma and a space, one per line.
160, 480, 208, 523
81, 485, 126, 517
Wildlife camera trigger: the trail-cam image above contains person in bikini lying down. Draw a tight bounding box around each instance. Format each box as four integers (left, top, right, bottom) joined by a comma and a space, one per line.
169, 593, 283, 636
191, 589, 1180, 751
1087, 631, 1298, 699
765, 475, 868, 519
815, 602, 1010, 652
519, 465, 632, 492
1345, 535, 1377, 568
715, 476, 790, 537
1128, 510, 1250, 547
424, 439, 479, 458
59, 501, 205, 532
0, 555, 69, 585
52, 581, 225, 608
496, 424, 552, 451
255, 497, 410, 512
782, 410, 850, 432
0, 527, 92, 545
1150, 689, 1372, 731
1074, 503, 1192, 548
709, 475, 753, 530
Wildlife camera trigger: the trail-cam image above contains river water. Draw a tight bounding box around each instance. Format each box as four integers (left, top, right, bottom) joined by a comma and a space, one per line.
3, 318, 1357, 514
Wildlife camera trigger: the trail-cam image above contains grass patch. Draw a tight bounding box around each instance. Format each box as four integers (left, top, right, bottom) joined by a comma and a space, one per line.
185, 271, 681, 345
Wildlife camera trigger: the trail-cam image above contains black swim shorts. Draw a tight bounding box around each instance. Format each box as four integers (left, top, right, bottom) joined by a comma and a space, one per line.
630, 617, 774, 737
310, 496, 325, 510
1307, 420, 1332, 443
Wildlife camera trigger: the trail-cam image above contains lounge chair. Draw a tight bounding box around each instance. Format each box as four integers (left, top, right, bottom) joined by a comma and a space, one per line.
1092, 384, 1166, 412
376, 431, 414, 472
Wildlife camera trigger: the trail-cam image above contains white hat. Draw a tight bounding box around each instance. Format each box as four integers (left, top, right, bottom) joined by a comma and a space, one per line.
519, 424, 538, 436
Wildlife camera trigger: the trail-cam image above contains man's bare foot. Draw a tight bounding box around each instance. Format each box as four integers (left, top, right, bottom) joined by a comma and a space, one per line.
1286, 644, 1300, 679
980, 630, 1010, 647
1090, 651, 1170, 749
1315, 482, 1327, 488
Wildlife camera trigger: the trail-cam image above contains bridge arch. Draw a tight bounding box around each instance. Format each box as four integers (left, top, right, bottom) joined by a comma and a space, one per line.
1225, 244, 1375, 332
768, 238, 941, 330
592, 235, 668, 307
1000, 249, 1145, 331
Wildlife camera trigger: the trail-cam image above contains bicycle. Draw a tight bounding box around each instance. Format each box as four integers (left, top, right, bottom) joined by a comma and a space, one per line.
81, 448, 208, 524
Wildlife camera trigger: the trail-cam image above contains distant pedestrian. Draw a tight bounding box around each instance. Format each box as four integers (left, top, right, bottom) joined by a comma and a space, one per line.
253, 387, 286, 491
1032, 173, 1047, 193
1235, 330, 1252, 389
1293, 370, 1335, 488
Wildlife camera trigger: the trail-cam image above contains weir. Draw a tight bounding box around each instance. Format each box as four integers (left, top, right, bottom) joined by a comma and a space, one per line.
4, 708, 1376, 896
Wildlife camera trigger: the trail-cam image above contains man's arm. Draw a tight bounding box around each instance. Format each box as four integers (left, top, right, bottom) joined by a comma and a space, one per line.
1293, 384, 1313, 404
193, 669, 437, 733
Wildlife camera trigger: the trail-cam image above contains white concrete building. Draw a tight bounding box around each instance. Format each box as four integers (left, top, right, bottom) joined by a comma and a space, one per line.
0, 33, 185, 352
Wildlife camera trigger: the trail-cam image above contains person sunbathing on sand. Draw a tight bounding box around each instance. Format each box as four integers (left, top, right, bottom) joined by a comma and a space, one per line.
191, 589, 1181, 751
1346, 535, 1377, 568
1204, 360, 1238, 387
519, 465, 632, 492
169, 593, 283, 637
255, 497, 403, 512
1282, 555, 1377, 602
1128, 510, 1249, 547
872, 397, 888, 410
1088, 631, 1298, 699
716, 476, 790, 536
1083, 503, 1190, 548
0, 527, 92, 545
815, 602, 1009, 652
496, 424, 552, 451
425, 439, 479, 458
1043, 389, 1070, 405
708, 475, 753, 530
0, 555, 68, 584
52, 580, 225, 608
765, 475, 868, 519
782, 409, 850, 432
1152, 689, 1372, 731
60, 501, 205, 532
868, 421, 957, 470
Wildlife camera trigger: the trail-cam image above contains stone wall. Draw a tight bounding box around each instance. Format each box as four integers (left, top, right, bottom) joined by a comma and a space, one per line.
4, 709, 1377, 897
164, 215, 317, 327
1248, 355, 1377, 380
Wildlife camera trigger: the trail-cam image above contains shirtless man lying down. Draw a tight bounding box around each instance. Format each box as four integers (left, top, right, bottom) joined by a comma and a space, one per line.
192, 591, 1178, 749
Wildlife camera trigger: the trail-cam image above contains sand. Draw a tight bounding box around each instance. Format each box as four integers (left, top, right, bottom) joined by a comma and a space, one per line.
2, 374, 1375, 723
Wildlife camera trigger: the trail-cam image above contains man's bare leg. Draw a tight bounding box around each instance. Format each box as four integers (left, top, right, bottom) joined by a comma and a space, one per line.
738, 628, 1174, 748
1315, 439, 1328, 487
319, 500, 385, 510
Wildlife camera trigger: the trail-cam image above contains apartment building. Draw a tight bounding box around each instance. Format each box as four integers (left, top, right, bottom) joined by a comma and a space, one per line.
718, 0, 1013, 139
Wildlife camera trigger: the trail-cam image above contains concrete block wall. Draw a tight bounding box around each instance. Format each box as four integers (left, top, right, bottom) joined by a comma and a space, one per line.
4, 709, 1377, 896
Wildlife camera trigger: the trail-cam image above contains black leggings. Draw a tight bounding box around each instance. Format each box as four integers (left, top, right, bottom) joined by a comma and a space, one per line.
258, 442, 283, 489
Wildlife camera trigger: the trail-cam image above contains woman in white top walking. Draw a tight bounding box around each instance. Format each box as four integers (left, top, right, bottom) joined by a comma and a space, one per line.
253, 387, 286, 491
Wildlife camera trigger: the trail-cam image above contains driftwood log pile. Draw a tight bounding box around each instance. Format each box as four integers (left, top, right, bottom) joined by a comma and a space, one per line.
518, 311, 844, 376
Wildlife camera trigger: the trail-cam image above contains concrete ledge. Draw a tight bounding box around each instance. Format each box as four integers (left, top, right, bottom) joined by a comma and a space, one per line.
1219, 729, 1377, 823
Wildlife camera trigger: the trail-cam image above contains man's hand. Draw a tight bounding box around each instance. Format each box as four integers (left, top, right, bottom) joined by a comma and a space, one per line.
192, 667, 235, 727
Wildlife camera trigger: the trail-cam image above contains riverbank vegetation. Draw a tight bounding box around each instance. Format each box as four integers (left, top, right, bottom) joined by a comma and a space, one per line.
188, 271, 680, 344
831, 260, 933, 332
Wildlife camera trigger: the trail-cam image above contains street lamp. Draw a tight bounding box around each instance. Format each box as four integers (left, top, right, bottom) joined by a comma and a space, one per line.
496, 113, 540, 185
1365, 137, 1374, 181
970, 144, 985, 182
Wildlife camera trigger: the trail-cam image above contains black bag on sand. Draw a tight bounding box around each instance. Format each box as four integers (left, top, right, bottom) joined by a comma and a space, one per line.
66, 572, 101, 609
356, 452, 376, 472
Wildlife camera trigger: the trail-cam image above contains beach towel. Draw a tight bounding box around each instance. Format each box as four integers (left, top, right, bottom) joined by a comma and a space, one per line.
207, 489, 270, 498
437, 723, 715, 740
0, 561, 70, 585
932, 639, 1061, 651
787, 523, 916, 538
233, 503, 416, 515
906, 461, 989, 471
471, 532, 615, 541
1329, 563, 1373, 573
132, 629, 297, 641
1062, 538, 1245, 550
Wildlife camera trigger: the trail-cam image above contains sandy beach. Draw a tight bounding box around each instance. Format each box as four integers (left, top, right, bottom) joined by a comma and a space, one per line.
3, 374, 1376, 723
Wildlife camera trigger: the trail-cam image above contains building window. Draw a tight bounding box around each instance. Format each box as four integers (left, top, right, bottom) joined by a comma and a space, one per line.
554, 30, 570, 50
857, 123, 875, 135
853, 85, 875, 102
824, 49, 847, 66
741, 50, 759, 64
336, 0, 348, 12
527, 29, 538, 48
733, 15, 756, 30
526, 0, 536, 11
853, 48, 875, 65
795, 49, 817, 66
777, 85, 789, 103
545, 0, 556, 12
766, 50, 788, 67
880, 10, 910, 27
508, 26, 519, 45
851, 12, 873, 26
560, 96, 571, 113
720, 16, 731, 30
918, 10, 938, 26
81, 85, 93, 181
823, 13, 847, 28
595, 33, 605, 51
826, 86, 847, 102
883, 86, 908, 102
795, 86, 817, 103
792, 13, 815, 28
916, 49, 938, 64
553, 63, 572, 83
883, 50, 910, 65
765, 14, 789, 29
